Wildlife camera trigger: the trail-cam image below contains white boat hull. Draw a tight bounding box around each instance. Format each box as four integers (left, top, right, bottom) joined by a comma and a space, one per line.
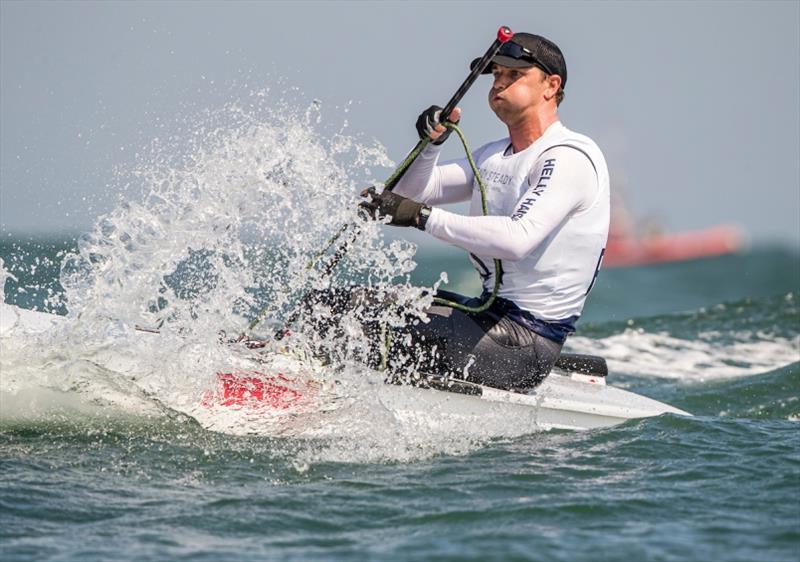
0, 302, 690, 431
373, 374, 688, 432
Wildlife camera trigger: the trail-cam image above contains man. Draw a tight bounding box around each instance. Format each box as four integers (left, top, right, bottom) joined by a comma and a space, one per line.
322, 33, 609, 391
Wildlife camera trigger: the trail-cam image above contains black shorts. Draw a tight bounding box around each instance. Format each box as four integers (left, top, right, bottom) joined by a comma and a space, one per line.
302, 287, 563, 391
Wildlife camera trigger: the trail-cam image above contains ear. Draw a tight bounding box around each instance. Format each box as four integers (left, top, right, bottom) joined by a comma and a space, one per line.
544, 74, 562, 101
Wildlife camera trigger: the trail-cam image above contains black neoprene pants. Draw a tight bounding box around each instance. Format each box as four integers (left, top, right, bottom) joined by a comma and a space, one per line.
302, 287, 563, 391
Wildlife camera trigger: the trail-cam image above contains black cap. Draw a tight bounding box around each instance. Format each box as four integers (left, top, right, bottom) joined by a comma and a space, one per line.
471, 32, 567, 90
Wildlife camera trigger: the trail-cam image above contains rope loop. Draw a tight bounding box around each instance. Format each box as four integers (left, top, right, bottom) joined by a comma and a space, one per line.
430, 121, 501, 314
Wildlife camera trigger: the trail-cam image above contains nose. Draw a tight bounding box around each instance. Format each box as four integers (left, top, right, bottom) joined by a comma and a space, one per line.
492, 73, 510, 91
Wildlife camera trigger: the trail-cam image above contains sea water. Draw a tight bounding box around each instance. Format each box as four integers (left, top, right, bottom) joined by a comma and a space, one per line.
1, 96, 798, 561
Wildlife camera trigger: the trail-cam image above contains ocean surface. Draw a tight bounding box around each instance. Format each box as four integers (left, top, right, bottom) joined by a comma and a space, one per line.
2, 238, 798, 562
1, 106, 799, 561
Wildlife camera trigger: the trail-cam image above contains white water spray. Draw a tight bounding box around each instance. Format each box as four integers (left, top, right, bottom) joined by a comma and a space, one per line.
1, 92, 507, 461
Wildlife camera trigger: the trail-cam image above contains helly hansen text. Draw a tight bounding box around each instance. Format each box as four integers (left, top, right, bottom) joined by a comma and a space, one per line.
511, 158, 556, 220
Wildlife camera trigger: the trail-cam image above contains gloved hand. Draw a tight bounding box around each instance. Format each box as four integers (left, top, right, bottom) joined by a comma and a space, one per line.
415, 105, 461, 145
359, 187, 424, 228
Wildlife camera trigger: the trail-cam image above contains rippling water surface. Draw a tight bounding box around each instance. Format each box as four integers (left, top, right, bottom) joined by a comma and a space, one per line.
1, 97, 798, 561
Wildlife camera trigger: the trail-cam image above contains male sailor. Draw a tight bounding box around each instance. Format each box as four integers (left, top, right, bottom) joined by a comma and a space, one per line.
320, 32, 610, 391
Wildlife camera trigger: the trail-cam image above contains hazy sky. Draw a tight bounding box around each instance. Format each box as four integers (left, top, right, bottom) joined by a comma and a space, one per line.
1, 0, 798, 245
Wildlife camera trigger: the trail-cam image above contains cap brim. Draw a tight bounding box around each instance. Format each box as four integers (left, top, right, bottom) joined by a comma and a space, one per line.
470, 55, 536, 74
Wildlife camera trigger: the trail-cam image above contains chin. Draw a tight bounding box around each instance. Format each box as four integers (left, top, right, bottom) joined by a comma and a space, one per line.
489, 104, 508, 121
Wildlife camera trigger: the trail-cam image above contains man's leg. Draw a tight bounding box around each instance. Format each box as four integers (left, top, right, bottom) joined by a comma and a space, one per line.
301, 286, 562, 391
389, 303, 563, 391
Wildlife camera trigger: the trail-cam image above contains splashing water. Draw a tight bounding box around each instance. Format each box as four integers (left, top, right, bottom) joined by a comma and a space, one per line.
1, 94, 498, 460
0, 257, 16, 302
59, 98, 420, 339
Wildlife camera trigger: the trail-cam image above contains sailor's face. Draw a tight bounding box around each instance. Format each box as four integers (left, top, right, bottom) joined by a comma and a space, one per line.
488, 64, 556, 120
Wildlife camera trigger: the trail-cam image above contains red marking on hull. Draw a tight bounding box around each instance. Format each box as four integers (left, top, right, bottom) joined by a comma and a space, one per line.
202, 371, 318, 410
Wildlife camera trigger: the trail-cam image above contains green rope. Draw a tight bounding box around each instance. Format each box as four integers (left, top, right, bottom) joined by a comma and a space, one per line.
305, 222, 350, 269
380, 320, 391, 371
384, 138, 432, 191
380, 122, 502, 364
430, 122, 502, 315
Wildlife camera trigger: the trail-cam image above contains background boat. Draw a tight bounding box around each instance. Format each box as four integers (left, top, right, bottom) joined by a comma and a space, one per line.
604, 190, 744, 268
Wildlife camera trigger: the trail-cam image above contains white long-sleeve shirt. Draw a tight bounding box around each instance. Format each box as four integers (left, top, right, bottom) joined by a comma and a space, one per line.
394, 121, 610, 323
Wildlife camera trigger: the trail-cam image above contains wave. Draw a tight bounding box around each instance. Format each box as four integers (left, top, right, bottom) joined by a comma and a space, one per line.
568, 293, 799, 381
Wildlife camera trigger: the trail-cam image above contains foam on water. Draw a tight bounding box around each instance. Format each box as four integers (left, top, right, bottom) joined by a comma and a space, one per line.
573, 330, 797, 380
565, 291, 800, 381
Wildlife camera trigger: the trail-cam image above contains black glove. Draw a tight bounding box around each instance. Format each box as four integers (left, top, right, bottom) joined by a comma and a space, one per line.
359, 187, 425, 228
415, 105, 458, 145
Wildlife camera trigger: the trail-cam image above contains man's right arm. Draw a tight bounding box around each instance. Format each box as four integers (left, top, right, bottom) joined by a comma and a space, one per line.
392, 146, 475, 205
